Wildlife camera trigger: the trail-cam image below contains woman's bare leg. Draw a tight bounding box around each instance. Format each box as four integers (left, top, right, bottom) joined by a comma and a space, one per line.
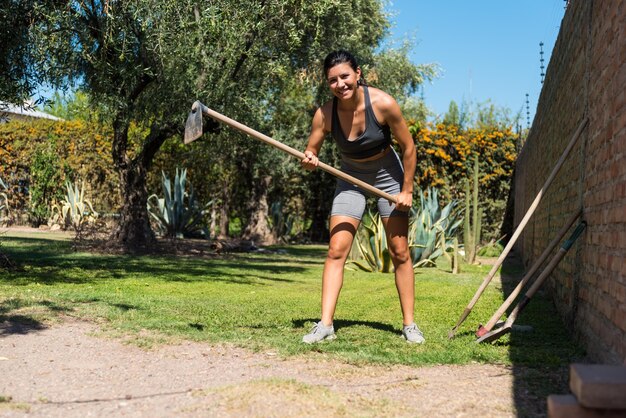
320, 215, 360, 325
382, 215, 415, 325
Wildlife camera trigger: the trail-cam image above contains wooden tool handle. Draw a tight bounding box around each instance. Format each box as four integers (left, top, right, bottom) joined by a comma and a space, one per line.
199, 104, 398, 204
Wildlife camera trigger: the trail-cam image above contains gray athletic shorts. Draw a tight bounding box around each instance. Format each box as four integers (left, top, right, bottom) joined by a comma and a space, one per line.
331, 149, 408, 220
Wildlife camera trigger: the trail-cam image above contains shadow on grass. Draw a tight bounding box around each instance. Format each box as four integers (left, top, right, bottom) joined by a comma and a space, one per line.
0, 298, 73, 337
110, 302, 138, 311
495, 250, 585, 417
1, 236, 309, 286
0, 297, 146, 337
269, 245, 327, 259
292, 318, 400, 336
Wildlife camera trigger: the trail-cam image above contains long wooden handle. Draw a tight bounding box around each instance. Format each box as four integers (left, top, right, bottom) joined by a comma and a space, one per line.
198, 104, 398, 204
483, 209, 582, 331
449, 117, 588, 336
503, 221, 586, 327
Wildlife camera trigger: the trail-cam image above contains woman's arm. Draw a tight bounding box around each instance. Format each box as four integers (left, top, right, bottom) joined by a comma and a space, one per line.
301, 107, 327, 170
380, 95, 416, 211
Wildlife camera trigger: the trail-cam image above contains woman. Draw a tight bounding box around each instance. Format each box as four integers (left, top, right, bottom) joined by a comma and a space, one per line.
301, 50, 424, 344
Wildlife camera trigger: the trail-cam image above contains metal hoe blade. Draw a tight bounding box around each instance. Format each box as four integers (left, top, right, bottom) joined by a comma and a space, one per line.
475, 323, 512, 343
184, 101, 204, 144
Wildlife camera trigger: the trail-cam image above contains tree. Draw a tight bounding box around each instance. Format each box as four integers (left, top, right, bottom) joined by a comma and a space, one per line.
28, 1, 436, 248
442, 100, 471, 130
0, 1, 36, 105
474, 100, 519, 130
0, 0, 65, 106
443, 101, 461, 127
44, 90, 97, 122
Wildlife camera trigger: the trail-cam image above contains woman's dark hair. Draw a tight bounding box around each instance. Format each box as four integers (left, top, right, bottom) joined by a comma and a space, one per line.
323, 50, 359, 77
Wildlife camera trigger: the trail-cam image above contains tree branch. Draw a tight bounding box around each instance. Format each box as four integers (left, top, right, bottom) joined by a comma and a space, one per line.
139, 122, 180, 169
230, 0, 266, 81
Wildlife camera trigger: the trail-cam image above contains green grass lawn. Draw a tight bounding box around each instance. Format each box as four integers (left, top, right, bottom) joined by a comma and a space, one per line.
0, 232, 584, 367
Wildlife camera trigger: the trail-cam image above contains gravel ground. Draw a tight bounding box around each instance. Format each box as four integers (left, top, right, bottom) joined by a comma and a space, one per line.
0, 319, 541, 418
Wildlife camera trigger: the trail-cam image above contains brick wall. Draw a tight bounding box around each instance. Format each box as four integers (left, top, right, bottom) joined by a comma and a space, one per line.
514, 0, 626, 364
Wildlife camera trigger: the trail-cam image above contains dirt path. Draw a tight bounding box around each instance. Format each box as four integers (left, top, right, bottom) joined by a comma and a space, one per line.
0, 320, 534, 417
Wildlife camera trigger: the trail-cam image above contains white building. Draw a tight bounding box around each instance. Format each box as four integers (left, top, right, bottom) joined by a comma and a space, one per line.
0, 102, 62, 123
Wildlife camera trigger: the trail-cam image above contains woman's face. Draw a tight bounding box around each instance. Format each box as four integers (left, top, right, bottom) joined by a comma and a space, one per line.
326, 63, 361, 100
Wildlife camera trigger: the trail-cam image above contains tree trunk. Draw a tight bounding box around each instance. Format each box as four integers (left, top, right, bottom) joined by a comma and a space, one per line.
217, 179, 230, 239
111, 114, 176, 251
113, 162, 155, 250
308, 191, 330, 242
242, 175, 275, 245
304, 168, 334, 243
309, 211, 328, 242
209, 205, 217, 239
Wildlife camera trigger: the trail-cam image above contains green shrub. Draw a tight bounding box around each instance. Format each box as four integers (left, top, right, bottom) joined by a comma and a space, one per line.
0, 119, 117, 217
410, 121, 517, 242
477, 240, 504, 257
29, 145, 64, 226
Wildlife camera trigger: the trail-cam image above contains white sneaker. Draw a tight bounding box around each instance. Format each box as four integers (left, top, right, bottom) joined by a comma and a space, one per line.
302, 321, 336, 344
402, 323, 425, 344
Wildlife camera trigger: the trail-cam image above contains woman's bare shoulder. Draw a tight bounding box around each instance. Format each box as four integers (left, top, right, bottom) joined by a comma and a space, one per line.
368, 87, 397, 109
318, 100, 334, 118
314, 100, 334, 132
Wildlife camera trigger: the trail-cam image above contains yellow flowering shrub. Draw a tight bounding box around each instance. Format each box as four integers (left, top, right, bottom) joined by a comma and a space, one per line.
0, 119, 118, 217
409, 121, 519, 240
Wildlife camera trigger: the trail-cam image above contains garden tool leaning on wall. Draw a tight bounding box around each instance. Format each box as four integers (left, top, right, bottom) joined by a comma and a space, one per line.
448, 117, 588, 339
476, 220, 587, 344
475, 208, 582, 339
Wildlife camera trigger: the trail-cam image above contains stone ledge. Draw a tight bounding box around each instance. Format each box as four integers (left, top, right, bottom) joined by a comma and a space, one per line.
548, 394, 626, 418
570, 363, 626, 409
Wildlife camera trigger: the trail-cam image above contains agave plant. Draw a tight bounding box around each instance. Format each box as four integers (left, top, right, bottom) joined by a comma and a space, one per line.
409, 188, 463, 268
147, 168, 210, 239
58, 180, 99, 231
348, 210, 393, 273
270, 201, 299, 243
347, 188, 462, 273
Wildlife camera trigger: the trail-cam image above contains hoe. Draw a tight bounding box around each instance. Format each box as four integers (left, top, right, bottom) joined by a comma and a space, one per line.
184, 101, 397, 203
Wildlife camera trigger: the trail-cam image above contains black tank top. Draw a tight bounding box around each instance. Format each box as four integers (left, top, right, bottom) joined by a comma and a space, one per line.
331, 85, 392, 159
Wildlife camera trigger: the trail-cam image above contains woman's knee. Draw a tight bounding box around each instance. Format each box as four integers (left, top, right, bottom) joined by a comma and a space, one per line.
327, 243, 350, 261
327, 216, 359, 262
389, 242, 411, 265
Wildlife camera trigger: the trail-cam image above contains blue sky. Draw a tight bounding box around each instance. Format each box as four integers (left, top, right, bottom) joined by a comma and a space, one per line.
385, 0, 567, 124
